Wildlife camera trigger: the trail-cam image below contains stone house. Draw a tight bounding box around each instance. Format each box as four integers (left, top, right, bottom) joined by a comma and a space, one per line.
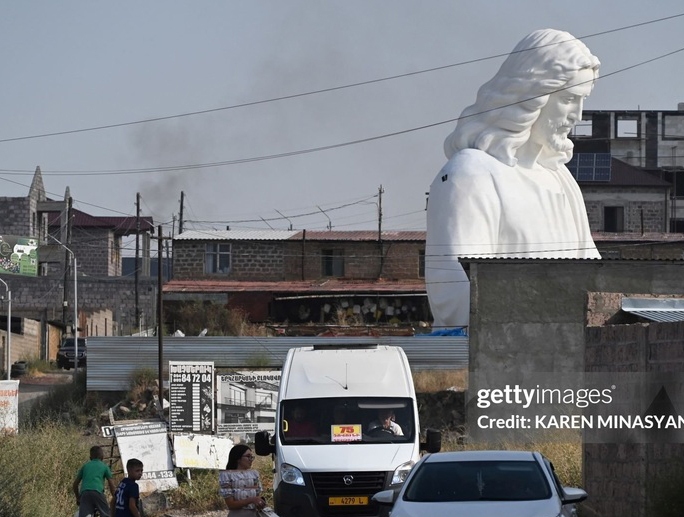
572, 105, 684, 232
166, 229, 430, 327
0, 167, 157, 365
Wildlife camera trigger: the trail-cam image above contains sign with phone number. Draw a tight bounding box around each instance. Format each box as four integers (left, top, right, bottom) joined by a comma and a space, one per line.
141, 470, 176, 480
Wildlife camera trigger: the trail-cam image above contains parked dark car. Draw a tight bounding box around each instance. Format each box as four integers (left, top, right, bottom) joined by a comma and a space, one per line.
56, 337, 87, 369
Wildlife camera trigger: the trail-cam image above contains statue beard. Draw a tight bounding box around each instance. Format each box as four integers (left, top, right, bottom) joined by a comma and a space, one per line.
547, 121, 575, 154
546, 121, 575, 166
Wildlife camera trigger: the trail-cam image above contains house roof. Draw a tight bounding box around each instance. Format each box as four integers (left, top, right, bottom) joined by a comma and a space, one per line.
592, 232, 684, 243
621, 297, 684, 322
163, 278, 427, 294
291, 230, 426, 241
175, 229, 427, 242
577, 158, 671, 187
176, 229, 299, 241
48, 209, 154, 232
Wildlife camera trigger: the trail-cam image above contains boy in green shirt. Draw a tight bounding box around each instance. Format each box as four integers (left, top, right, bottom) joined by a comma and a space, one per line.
73, 445, 117, 517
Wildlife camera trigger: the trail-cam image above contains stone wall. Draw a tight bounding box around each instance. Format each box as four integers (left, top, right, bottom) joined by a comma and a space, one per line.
175, 239, 425, 281
584, 321, 684, 517
0, 197, 32, 237
466, 260, 684, 374
0, 274, 156, 337
0, 318, 42, 370
582, 187, 667, 233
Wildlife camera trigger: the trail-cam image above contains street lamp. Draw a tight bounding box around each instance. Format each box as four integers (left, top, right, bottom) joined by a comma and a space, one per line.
0, 278, 10, 380
49, 236, 78, 374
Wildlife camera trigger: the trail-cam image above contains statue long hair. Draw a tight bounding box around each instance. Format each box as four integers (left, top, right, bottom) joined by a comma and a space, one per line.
443, 29, 600, 166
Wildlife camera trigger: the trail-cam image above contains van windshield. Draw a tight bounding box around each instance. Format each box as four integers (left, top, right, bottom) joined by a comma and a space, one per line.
280, 397, 415, 445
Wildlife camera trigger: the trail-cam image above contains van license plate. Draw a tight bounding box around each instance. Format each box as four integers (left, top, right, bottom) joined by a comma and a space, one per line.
328, 496, 369, 506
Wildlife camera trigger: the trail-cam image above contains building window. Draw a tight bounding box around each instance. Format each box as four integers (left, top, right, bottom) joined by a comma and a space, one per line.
662, 114, 684, 141
572, 115, 592, 137
616, 116, 639, 138
418, 249, 425, 278
205, 242, 231, 273
321, 249, 344, 277
604, 206, 624, 232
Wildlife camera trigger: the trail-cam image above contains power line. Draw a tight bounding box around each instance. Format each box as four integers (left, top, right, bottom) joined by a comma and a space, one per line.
2, 43, 683, 179
0, 12, 681, 146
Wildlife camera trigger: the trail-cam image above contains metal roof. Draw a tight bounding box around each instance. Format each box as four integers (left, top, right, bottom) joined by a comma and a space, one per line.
175, 229, 299, 241
86, 336, 468, 391
291, 231, 426, 241
163, 278, 427, 294
621, 297, 684, 323
174, 229, 427, 242
578, 158, 672, 187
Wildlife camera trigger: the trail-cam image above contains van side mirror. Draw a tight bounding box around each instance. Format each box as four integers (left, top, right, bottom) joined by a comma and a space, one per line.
420, 428, 441, 453
254, 430, 275, 456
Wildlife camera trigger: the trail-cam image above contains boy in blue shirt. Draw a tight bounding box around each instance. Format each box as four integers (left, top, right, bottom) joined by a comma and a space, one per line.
112, 458, 144, 517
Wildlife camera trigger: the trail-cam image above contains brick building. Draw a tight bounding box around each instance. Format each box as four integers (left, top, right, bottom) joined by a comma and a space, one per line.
0, 167, 157, 364
167, 229, 430, 327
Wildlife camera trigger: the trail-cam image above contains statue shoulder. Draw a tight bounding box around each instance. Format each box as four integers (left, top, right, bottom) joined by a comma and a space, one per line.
441, 148, 506, 180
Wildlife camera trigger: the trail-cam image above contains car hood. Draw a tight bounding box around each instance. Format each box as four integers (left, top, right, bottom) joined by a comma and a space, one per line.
281, 443, 416, 471
390, 498, 562, 517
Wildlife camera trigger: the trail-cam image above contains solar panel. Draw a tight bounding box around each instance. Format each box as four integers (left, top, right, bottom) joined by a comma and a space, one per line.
567, 153, 611, 182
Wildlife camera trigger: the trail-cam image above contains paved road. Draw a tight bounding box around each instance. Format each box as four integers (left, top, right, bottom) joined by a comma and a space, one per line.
17, 371, 73, 409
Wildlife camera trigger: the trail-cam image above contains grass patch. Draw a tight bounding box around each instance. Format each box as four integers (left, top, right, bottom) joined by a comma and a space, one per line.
0, 422, 92, 517
413, 368, 467, 393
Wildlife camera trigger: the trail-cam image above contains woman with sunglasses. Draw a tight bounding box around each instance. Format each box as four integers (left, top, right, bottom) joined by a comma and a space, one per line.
219, 444, 267, 516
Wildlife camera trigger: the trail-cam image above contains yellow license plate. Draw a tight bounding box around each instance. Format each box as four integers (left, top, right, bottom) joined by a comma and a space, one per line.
328, 496, 369, 506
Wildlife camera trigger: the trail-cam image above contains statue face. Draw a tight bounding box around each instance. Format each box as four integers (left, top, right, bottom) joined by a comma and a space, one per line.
528, 67, 595, 154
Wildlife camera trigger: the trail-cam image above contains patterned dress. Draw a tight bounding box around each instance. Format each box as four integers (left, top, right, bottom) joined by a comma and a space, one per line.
218, 468, 263, 516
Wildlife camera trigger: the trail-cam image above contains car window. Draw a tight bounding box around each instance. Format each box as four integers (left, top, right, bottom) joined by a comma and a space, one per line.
403, 460, 552, 502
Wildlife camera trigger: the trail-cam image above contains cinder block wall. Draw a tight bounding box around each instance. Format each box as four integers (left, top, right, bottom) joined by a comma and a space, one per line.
584, 320, 684, 517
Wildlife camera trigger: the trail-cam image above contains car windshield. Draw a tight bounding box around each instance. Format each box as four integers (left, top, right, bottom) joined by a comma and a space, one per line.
279, 397, 414, 445
61, 338, 86, 348
403, 460, 552, 502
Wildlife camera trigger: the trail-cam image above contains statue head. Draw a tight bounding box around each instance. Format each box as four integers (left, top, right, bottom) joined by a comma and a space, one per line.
443, 29, 600, 167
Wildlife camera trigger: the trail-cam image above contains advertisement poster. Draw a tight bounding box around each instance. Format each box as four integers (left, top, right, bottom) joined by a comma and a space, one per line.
0, 380, 19, 434
114, 421, 178, 492
216, 370, 280, 439
173, 434, 233, 469
169, 361, 214, 433
0, 235, 38, 276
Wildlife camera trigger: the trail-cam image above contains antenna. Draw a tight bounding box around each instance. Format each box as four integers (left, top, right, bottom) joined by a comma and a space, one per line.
275, 209, 293, 230
260, 217, 275, 230
317, 205, 332, 231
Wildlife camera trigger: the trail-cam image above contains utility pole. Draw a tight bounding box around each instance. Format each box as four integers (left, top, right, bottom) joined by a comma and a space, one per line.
157, 224, 164, 398
135, 193, 141, 333
62, 197, 72, 327
0, 279, 10, 380
378, 185, 385, 276
179, 191, 185, 235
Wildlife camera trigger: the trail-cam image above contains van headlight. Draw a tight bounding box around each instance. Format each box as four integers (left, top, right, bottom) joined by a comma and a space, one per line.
280, 463, 305, 486
390, 461, 415, 485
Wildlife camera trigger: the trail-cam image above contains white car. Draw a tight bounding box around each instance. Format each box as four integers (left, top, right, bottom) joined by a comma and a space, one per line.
372, 450, 586, 517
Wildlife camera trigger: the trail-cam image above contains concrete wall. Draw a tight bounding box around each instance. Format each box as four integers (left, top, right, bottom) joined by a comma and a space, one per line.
582, 187, 668, 233
174, 239, 425, 281
465, 259, 684, 373
0, 274, 156, 337
584, 321, 684, 517
0, 318, 42, 371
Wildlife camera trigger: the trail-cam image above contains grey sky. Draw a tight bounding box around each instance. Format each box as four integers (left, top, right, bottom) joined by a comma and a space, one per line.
1, 1, 683, 237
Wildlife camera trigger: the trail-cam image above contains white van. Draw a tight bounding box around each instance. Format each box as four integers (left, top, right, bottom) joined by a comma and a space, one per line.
255, 344, 441, 517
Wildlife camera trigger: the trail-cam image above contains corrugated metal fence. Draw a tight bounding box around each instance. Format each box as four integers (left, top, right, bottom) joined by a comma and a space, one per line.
87, 336, 469, 391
